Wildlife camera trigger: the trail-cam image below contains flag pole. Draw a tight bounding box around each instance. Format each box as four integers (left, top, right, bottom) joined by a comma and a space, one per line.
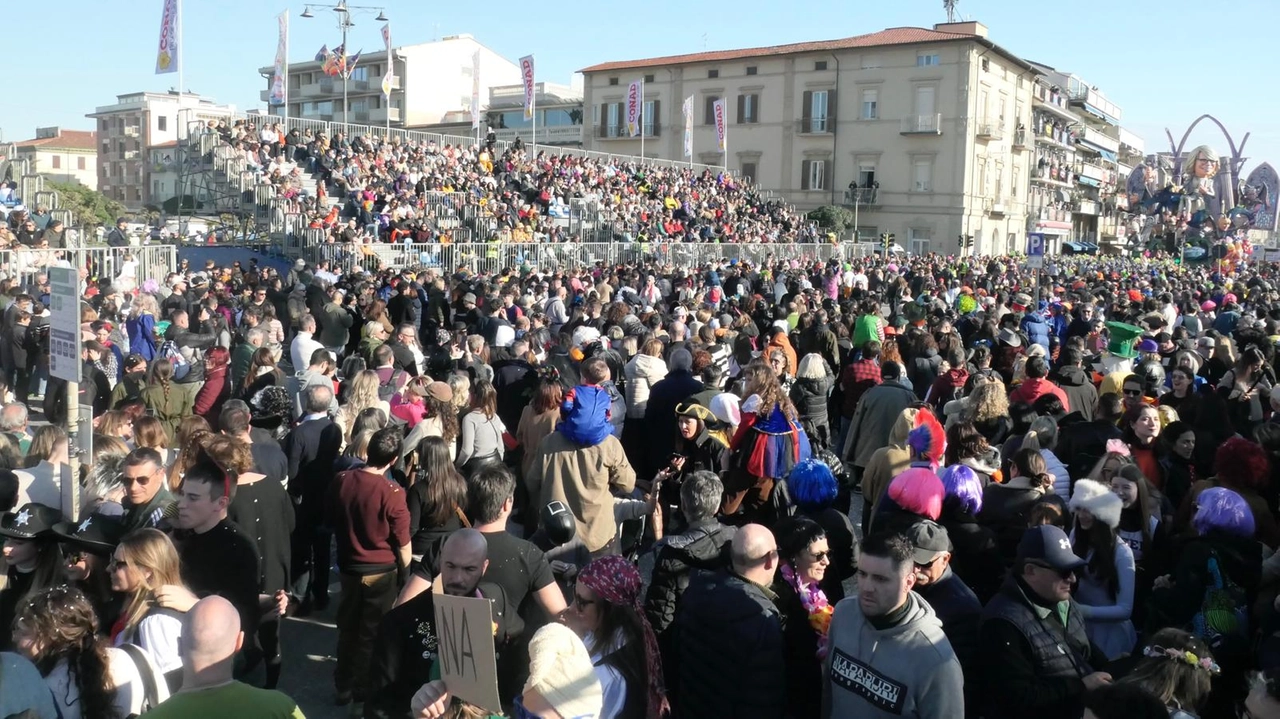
385, 22, 391, 137
282, 10, 289, 128
531, 81, 537, 157
639, 80, 646, 160
176, 0, 184, 99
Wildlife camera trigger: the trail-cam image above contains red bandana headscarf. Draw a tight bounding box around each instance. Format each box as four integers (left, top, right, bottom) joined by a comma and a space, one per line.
578, 555, 667, 718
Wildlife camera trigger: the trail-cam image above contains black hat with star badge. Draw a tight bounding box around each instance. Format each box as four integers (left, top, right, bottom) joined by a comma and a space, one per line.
0, 503, 62, 540
53, 512, 128, 556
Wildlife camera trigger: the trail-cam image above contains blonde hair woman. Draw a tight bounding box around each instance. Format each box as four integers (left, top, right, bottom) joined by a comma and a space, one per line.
109, 529, 188, 689
964, 381, 1012, 445
336, 370, 389, 443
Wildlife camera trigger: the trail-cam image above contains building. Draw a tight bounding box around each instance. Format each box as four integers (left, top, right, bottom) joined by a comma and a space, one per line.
408, 80, 585, 147
579, 22, 1037, 256
87, 91, 237, 209
13, 127, 99, 190
1025, 63, 1135, 253
258, 34, 522, 128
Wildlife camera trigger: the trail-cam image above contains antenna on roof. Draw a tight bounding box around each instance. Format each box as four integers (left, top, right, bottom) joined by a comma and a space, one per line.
701, 33, 708, 50
943, 0, 958, 23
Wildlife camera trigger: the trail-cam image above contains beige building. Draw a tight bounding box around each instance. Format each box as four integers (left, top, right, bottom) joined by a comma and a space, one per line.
13, 127, 99, 190
580, 22, 1038, 256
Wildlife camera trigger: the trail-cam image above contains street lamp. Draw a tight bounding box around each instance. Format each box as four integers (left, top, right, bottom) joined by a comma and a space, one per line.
300, 2, 388, 131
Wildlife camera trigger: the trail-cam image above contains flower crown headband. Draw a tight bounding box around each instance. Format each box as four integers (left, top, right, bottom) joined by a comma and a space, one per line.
1142, 645, 1220, 674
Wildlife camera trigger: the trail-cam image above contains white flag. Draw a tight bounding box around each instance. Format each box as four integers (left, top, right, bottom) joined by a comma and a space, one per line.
682, 95, 694, 158
470, 50, 481, 130
269, 10, 288, 105
519, 55, 535, 120
155, 0, 178, 74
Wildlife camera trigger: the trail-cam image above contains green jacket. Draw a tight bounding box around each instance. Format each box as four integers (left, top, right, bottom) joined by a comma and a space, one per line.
141, 381, 197, 439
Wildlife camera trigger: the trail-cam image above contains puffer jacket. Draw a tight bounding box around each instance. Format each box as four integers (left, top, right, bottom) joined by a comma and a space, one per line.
790, 373, 833, 426
1021, 312, 1051, 352
623, 353, 668, 418
645, 520, 736, 637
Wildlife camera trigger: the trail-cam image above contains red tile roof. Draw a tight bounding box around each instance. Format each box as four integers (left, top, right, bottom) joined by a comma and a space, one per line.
15, 130, 98, 151
580, 27, 979, 73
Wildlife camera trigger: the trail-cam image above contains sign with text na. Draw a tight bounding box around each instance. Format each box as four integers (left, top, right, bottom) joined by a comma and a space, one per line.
433, 591, 502, 713
49, 267, 81, 383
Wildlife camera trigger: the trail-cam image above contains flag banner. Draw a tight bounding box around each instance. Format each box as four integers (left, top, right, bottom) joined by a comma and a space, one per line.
470, 50, 481, 129
381, 23, 390, 53
343, 50, 362, 79
682, 95, 694, 158
155, 0, 178, 74
269, 10, 288, 106
519, 55, 535, 120
314, 44, 329, 62
625, 80, 642, 137
381, 70, 393, 98
713, 98, 727, 151
323, 43, 344, 77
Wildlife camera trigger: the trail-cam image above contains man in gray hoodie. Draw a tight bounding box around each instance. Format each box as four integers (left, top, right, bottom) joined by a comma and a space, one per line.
821, 531, 964, 719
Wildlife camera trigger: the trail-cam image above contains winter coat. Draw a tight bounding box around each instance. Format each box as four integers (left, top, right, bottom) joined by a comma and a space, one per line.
843, 379, 916, 468
773, 576, 824, 719
1146, 531, 1262, 636
790, 373, 833, 427
1050, 366, 1098, 422
860, 410, 916, 521
623, 353, 668, 418
908, 348, 943, 401
940, 504, 1003, 604
926, 367, 968, 411
126, 313, 158, 362
1009, 377, 1071, 413
1055, 418, 1123, 487
978, 478, 1051, 566
318, 301, 353, 348
645, 370, 705, 460
767, 334, 798, 376
525, 431, 636, 552
672, 571, 784, 719
645, 519, 736, 637
192, 365, 230, 424
141, 381, 197, 439
1021, 312, 1051, 352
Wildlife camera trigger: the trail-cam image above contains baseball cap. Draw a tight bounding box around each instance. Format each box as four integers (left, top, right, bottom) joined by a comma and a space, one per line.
1016, 525, 1086, 572
905, 520, 952, 565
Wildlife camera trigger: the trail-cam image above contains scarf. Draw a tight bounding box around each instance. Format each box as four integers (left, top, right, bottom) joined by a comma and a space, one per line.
578, 556, 667, 719
781, 562, 833, 658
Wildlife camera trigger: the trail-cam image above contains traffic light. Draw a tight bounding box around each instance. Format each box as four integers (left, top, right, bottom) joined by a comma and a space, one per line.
880, 232, 895, 249
958, 234, 974, 252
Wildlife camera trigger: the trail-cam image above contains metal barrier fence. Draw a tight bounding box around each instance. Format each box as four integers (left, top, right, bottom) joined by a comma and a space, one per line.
0, 245, 178, 289
290, 241, 863, 274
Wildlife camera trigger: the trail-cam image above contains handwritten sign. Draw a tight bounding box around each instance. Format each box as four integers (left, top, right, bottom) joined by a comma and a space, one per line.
433, 591, 502, 713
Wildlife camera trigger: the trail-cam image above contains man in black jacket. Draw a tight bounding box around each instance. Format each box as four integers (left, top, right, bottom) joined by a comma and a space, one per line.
1051, 347, 1099, 423
672, 523, 784, 718
387, 279, 420, 329
908, 520, 982, 715
105, 217, 130, 247
979, 525, 1111, 719
385, 323, 421, 377
1055, 391, 1124, 486
282, 384, 344, 614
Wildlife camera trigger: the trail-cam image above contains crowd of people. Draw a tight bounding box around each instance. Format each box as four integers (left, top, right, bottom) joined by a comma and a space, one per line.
5, 155, 1280, 718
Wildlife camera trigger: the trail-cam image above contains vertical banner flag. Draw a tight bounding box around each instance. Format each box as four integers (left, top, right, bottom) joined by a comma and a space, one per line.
380, 23, 393, 98
470, 50, 481, 129
155, 0, 178, 74
682, 95, 694, 158
269, 10, 288, 105
343, 50, 362, 78
713, 98, 727, 151
519, 55, 535, 120
625, 80, 643, 137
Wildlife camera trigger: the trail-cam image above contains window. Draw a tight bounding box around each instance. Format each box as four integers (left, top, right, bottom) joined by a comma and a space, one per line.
860, 89, 878, 120
609, 77, 619, 86
912, 157, 933, 192
158, 116, 167, 132
77, 157, 86, 170
350, 67, 368, 82
741, 161, 757, 182
746, 66, 757, 76
708, 69, 719, 78
917, 53, 940, 67
1012, 166, 1020, 197
606, 102, 621, 137
815, 61, 828, 71
704, 95, 721, 125
99, 119, 107, 131
350, 98, 367, 113
800, 159, 828, 190
861, 55, 881, 69
642, 100, 658, 135
737, 93, 759, 124
116, 140, 125, 154
981, 58, 990, 72
644, 74, 655, 83
858, 163, 876, 187
908, 228, 932, 254
153, 180, 162, 197
51, 156, 61, 169
801, 90, 832, 132
915, 85, 936, 117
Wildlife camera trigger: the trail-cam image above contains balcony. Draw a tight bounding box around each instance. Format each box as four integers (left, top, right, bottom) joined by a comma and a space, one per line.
123, 150, 139, 160
1074, 199, 1100, 216
975, 119, 1004, 140
124, 127, 140, 138
843, 187, 879, 206
1012, 129, 1029, 150
383, 75, 401, 91
795, 116, 835, 135
901, 114, 942, 135
368, 106, 401, 123
497, 125, 583, 145
297, 82, 324, 97
353, 79, 371, 92
319, 78, 335, 94
353, 110, 371, 123
595, 124, 662, 139
259, 90, 271, 103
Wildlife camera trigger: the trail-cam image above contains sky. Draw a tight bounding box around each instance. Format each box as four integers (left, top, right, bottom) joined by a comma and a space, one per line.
3, 0, 1278, 175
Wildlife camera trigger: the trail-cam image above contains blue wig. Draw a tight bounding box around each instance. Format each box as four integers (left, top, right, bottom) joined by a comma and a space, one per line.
788, 458, 838, 512
1193, 487, 1256, 538
938, 464, 983, 516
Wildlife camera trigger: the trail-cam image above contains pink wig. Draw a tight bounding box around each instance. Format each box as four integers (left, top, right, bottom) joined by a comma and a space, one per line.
888, 468, 945, 521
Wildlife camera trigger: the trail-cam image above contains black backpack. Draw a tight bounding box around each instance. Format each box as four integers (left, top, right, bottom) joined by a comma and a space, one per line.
377, 369, 404, 402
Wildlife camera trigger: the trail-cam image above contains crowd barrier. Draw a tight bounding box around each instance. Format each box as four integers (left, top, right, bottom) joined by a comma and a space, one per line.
0, 245, 178, 290
291, 241, 873, 274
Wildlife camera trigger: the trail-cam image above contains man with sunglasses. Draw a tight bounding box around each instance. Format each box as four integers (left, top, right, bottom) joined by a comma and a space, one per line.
120, 447, 173, 532
978, 525, 1112, 719
906, 521, 981, 716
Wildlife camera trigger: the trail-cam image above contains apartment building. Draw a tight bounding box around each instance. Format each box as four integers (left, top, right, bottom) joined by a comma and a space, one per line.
580, 21, 1037, 256
258, 34, 522, 128
409, 81, 585, 147
13, 127, 99, 190
87, 91, 236, 209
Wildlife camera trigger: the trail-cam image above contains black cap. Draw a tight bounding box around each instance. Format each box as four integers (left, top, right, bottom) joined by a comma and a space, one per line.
52, 513, 128, 556
905, 520, 952, 565
1016, 525, 1087, 572
0, 503, 62, 540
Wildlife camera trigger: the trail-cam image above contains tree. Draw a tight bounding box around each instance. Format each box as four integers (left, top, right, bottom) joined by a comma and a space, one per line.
806, 205, 855, 235
45, 180, 126, 228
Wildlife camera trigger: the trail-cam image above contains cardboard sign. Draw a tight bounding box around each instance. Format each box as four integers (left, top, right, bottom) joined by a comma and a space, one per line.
433, 591, 503, 713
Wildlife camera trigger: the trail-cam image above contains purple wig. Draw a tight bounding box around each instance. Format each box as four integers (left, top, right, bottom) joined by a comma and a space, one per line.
888, 468, 945, 521
1193, 487, 1256, 538
938, 464, 983, 515
788, 459, 838, 512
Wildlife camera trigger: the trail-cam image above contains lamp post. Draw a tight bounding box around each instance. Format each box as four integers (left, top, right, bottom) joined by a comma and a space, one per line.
300, 1, 388, 132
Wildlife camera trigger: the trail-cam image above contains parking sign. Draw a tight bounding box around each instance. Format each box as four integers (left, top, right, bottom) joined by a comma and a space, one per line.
1027, 233, 1045, 269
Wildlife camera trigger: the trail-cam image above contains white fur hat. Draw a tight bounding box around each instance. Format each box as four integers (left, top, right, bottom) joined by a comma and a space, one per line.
524, 623, 603, 719
1069, 479, 1123, 530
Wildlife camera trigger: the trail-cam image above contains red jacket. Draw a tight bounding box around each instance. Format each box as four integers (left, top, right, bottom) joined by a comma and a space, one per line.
1008, 377, 1070, 412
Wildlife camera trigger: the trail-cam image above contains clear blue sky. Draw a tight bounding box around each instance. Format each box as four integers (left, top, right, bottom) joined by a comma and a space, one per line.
3, 0, 1277, 174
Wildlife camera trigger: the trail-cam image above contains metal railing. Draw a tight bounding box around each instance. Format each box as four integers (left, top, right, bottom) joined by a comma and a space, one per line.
901, 114, 943, 135
796, 117, 835, 135
0, 245, 177, 288
976, 120, 1004, 140
843, 188, 879, 205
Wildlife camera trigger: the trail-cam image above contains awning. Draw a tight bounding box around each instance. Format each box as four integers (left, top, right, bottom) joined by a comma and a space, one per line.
1035, 221, 1071, 236
1055, 189, 1072, 203
1081, 104, 1121, 126
1077, 176, 1101, 187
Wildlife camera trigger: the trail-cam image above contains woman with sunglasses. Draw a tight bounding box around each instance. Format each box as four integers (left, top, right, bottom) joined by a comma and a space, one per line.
771, 516, 832, 719
569, 555, 665, 719
108, 528, 188, 691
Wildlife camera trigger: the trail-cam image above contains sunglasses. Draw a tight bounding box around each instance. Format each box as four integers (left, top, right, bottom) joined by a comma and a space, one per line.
1123, 388, 1143, 396
573, 593, 597, 608
121, 472, 156, 486
108, 558, 130, 571
810, 550, 831, 562
1029, 561, 1076, 580
65, 551, 86, 564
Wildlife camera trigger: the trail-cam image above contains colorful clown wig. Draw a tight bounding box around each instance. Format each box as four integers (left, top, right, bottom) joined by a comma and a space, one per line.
1192, 487, 1256, 538
937, 464, 983, 516
788, 459, 839, 512
887, 468, 945, 521
906, 410, 946, 468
